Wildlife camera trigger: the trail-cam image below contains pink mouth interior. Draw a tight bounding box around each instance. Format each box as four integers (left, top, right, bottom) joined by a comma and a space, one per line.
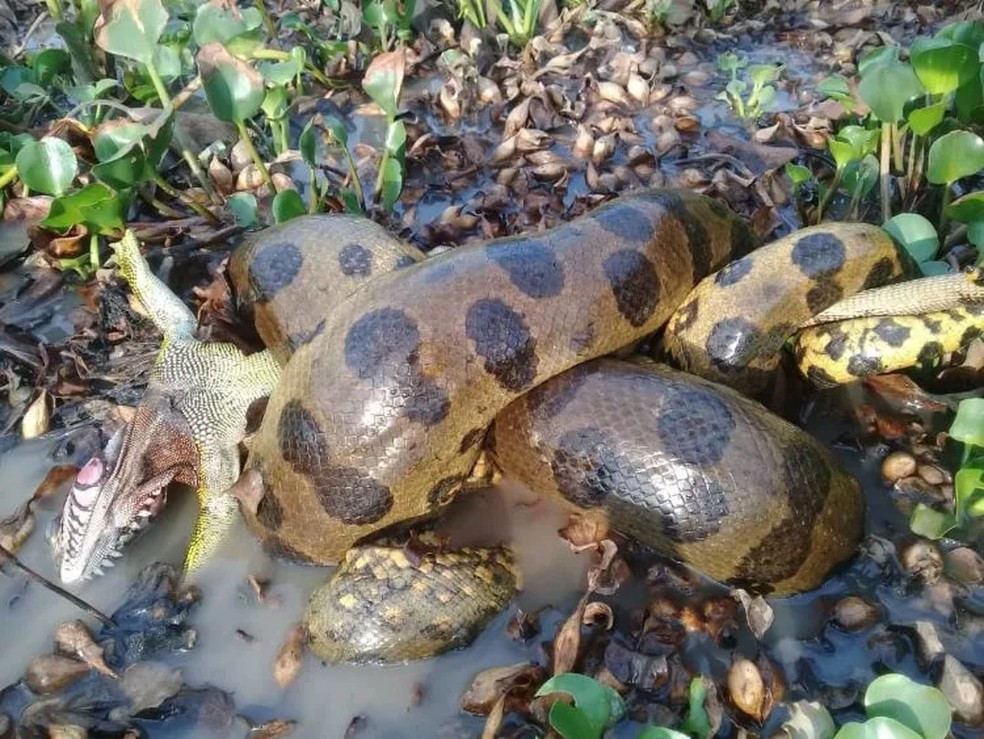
76, 457, 104, 487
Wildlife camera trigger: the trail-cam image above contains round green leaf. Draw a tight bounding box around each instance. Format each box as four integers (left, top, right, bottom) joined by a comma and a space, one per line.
363, 49, 405, 121
198, 43, 265, 124
859, 60, 926, 123
927, 130, 984, 184
15, 137, 77, 196
780, 701, 836, 739
909, 503, 957, 539
785, 162, 811, 184
842, 155, 879, 199
272, 189, 306, 224
938, 20, 984, 49
834, 717, 925, 739
882, 213, 939, 263
946, 191, 984, 222
919, 260, 954, 276
380, 156, 403, 212
818, 74, 851, 101
43, 182, 128, 234
967, 219, 984, 248
548, 702, 598, 739
93, 0, 168, 65
535, 673, 625, 734
227, 192, 259, 228
259, 58, 303, 87
32, 48, 71, 87
193, 2, 249, 46
911, 37, 979, 94
950, 397, 984, 447
299, 120, 317, 167
908, 101, 947, 136
955, 466, 984, 517
864, 673, 952, 739
858, 46, 899, 77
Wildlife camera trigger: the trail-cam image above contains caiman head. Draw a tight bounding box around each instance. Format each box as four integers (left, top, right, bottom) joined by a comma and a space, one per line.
54, 391, 199, 583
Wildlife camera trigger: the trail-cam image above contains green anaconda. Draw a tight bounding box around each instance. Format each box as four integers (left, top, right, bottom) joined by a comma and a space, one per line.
54, 188, 983, 664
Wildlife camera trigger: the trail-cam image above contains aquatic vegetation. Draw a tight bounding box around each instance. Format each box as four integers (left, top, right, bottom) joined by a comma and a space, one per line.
715, 51, 782, 120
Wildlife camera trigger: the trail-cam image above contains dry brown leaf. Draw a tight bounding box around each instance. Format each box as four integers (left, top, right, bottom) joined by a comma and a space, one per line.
273, 624, 307, 689
558, 512, 608, 548
54, 620, 116, 677
481, 694, 506, 739
250, 719, 297, 738
22, 390, 50, 439
460, 662, 545, 715
583, 602, 614, 630
25, 654, 89, 694
732, 589, 774, 640
0, 501, 35, 554
33, 465, 80, 501
728, 658, 766, 721
552, 592, 588, 675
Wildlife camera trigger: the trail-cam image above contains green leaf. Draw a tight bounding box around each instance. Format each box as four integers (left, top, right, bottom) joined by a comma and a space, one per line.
946, 191, 984, 222
535, 673, 625, 735
858, 46, 899, 77
261, 85, 288, 119
858, 60, 925, 123
15, 138, 78, 196
938, 20, 984, 49
299, 120, 317, 167
968, 220, 984, 248
272, 189, 306, 224
911, 37, 979, 95
0, 67, 34, 96
907, 101, 947, 136
909, 503, 957, 539
882, 213, 939, 263
955, 466, 984, 518
817, 74, 851, 100
927, 130, 984, 184
153, 44, 181, 83
362, 49, 405, 120
92, 148, 148, 188
323, 115, 349, 147
192, 2, 262, 50
548, 702, 598, 739
43, 183, 127, 234
842, 155, 879, 199
834, 716, 925, 739
227, 192, 259, 228
779, 701, 837, 739
380, 156, 403, 211
32, 48, 71, 87
93, 0, 168, 65
864, 673, 952, 739
749, 64, 782, 87
918, 260, 953, 276
950, 398, 984, 447
785, 162, 811, 184
680, 677, 711, 739
198, 43, 265, 124
638, 729, 691, 739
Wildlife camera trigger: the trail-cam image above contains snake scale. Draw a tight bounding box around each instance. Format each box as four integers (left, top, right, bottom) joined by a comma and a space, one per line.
57, 188, 983, 663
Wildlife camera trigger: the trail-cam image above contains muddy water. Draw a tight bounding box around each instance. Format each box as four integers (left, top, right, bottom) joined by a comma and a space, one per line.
0, 439, 588, 737
3, 386, 982, 738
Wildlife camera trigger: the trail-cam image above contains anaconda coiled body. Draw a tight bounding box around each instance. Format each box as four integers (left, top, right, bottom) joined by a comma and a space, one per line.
663, 223, 909, 394
236, 189, 758, 565
491, 359, 862, 595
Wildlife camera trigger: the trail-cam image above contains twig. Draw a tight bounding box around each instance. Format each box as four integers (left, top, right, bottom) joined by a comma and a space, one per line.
11, 11, 50, 59
0, 544, 113, 626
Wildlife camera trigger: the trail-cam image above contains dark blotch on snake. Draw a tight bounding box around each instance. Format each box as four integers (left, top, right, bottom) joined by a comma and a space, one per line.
427, 475, 466, 509
715, 258, 752, 287
735, 439, 830, 582
594, 202, 655, 242
863, 257, 896, 289
465, 298, 538, 391
404, 382, 451, 427
705, 317, 761, 373
791, 232, 847, 278
847, 353, 883, 378
262, 535, 316, 564
823, 326, 850, 361
873, 319, 911, 348
960, 325, 982, 347
459, 426, 488, 453
345, 308, 421, 379
672, 299, 700, 333
807, 365, 838, 388
250, 241, 303, 295
338, 243, 373, 276
255, 485, 283, 530
550, 427, 621, 508
917, 341, 944, 367
277, 400, 393, 524
489, 240, 565, 298
655, 388, 736, 466
806, 278, 844, 314
603, 250, 661, 328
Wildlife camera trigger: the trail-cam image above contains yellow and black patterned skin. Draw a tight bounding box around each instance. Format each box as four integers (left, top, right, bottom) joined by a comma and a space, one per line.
662, 223, 911, 394
235, 189, 758, 565
491, 359, 862, 595
791, 270, 984, 386
304, 542, 518, 663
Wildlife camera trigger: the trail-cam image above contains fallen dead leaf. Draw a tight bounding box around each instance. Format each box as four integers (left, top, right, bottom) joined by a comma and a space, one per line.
33, 465, 80, 501
21, 389, 50, 439
728, 657, 767, 721
732, 589, 775, 640
0, 501, 35, 554
273, 624, 307, 689
552, 592, 588, 675
249, 719, 297, 738
54, 620, 116, 678
25, 654, 89, 694
481, 694, 506, 739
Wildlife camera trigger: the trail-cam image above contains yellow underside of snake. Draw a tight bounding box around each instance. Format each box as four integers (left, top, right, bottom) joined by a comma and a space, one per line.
219, 189, 978, 662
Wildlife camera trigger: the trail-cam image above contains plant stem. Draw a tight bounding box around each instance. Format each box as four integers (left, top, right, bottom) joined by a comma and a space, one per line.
152, 172, 220, 224
255, 0, 278, 42
816, 168, 842, 224
89, 233, 100, 272
45, 0, 64, 22
939, 185, 953, 241
879, 121, 892, 223
0, 165, 18, 190
235, 120, 276, 191
373, 148, 390, 207
308, 165, 318, 213
891, 123, 904, 174
0, 543, 113, 626
144, 62, 171, 110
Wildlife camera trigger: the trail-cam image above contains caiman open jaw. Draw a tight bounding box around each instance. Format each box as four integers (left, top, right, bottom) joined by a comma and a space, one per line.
55, 393, 199, 584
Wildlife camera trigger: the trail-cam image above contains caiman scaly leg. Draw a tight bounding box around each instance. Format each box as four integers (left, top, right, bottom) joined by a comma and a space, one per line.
56, 233, 280, 583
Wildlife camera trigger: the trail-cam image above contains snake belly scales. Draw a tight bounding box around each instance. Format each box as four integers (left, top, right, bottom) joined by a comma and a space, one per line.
81, 188, 984, 663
